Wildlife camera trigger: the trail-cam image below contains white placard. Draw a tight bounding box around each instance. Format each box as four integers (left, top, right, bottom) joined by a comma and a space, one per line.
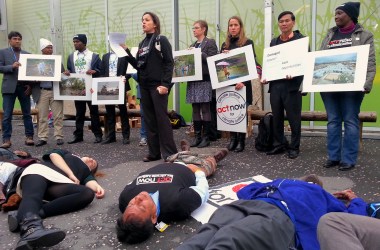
91, 76, 125, 105
18, 54, 62, 81
262, 37, 309, 81
303, 45, 370, 92
172, 48, 202, 83
207, 45, 258, 89
216, 86, 247, 133
53, 73, 92, 101
109, 32, 127, 58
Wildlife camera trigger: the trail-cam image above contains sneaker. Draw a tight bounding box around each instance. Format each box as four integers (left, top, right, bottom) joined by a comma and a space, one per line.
25, 137, 34, 146
139, 138, 147, 146
0, 140, 12, 148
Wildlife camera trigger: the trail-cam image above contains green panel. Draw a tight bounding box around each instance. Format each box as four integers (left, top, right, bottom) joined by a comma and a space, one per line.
179, 83, 192, 122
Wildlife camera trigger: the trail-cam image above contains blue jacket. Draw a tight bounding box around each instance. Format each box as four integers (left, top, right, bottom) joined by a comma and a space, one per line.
237, 179, 367, 250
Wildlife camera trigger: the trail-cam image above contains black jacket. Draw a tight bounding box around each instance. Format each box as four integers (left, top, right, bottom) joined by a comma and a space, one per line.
100, 52, 131, 92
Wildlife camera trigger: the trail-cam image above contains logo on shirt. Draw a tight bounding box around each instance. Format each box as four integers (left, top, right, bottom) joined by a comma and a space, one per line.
136, 174, 174, 185
327, 38, 352, 49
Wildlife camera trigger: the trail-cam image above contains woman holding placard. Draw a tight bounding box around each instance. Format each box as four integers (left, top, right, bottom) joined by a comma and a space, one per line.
221, 16, 262, 152
320, 2, 375, 171
187, 20, 218, 148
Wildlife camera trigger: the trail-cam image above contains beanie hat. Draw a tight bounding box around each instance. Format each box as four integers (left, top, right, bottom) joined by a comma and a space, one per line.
336, 2, 360, 24
73, 34, 87, 45
39, 38, 53, 51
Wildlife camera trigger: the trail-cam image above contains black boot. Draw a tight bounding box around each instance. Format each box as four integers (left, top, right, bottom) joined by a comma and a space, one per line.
234, 133, 246, 152
190, 121, 202, 147
198, 121, 211, 148
15, 213, 66, 250
227, 132, 238, 151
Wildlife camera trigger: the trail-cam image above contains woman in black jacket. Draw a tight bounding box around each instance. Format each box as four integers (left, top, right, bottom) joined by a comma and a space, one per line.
221, 16, 262, 152
125, 12, 177, 162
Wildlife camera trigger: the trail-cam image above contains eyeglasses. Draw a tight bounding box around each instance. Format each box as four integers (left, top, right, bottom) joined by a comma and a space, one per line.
192, 27, 201, 30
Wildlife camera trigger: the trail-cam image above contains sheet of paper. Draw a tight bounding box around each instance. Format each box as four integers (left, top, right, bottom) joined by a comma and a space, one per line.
109, 32, 127, 57
262, 37, 309, 81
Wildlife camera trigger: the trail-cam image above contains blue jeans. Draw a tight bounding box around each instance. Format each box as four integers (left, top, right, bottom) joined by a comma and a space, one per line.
321, 91, 364, 165
2, 85, 34, 140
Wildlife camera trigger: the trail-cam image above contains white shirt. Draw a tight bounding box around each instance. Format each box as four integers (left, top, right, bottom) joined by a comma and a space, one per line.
73, 49, 93, 73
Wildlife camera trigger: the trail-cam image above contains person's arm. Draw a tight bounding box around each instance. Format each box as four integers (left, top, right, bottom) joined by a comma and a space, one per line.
202, 39, 218, 60
49, 153, 79, 184
0, 50, 15, 73
159, 36, 174, 89
333, 189, 367, 215
186, 164, 209, 205
85, 180, 105, 199
363, 32, 376, 93
88, 53, 101, 76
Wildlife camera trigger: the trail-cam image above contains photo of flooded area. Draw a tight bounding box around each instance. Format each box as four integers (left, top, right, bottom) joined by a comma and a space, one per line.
97, 81, 119, 100
26, 58, 55, 77
215, 52, 249, 83
312, 52, 356, 85
59, 77, 87, 96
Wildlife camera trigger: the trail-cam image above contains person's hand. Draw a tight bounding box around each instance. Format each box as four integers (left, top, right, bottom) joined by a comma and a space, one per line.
12, 62, 21, 69
286, 75, 293, 80
86, 69, 96, 75
260, 79, 268, 85
63, 70, 70, 76
222, 50, 229, 54
333, 189, 358, 201
24, 85, 32, 96
95, 186, 105, 199
157, 86, 168, 95
68, 173, 80, 184
235, 82, 244, 90
120, 44, 127, 50
90, 88, 94, 94
188, 47, 194, 50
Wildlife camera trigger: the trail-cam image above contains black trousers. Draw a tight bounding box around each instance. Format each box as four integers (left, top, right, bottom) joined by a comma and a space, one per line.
140, 87, 177, 159
73, 101, 103, 138
177, 200, 295, 250
17, 174, 94, 222
105, 104, 130, 139
270, 84, 302, 150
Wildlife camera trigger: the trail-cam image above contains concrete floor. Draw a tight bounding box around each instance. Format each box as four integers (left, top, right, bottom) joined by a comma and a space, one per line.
0, 122, 379, 249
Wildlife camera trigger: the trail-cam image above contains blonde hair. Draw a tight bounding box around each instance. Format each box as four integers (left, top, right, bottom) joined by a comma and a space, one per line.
224, 16, 248, 49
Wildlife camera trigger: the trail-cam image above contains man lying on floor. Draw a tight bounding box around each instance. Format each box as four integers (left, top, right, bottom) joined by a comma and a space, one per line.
176, 175, 368, 250
117, 140, 228, 244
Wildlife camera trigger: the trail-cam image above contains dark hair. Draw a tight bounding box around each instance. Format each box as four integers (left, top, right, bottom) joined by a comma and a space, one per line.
91, 161, 98, 175
142, 12, 161, 34
224, 16, 247, 49
116, 215, 154, 244
278, 11, 295, 21
8, 31, 22, 40
194, 20, 208, 36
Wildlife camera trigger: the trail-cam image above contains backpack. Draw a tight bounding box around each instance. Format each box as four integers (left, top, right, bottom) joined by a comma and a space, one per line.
168, 110, 186, 129
255, 112, 274, 152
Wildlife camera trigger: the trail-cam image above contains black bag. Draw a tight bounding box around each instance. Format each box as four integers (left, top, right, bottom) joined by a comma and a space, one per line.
255, 112, 274, 152
168, 110, 186, 129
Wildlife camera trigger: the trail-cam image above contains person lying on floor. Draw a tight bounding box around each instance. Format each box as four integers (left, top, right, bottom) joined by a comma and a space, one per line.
7, 149, 105, 250
117, 140, 228, 244
177, 175, 368, 250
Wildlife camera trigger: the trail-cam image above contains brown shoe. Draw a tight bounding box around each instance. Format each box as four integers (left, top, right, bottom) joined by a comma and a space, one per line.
180, 139, 191, 151
299, 174, 323, 188
213, 148, 228, 163
0, 140, 12, 149
25, 137, 35, 146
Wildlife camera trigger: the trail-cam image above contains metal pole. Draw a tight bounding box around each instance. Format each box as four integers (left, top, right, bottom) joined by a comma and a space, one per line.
310, 0, 317, 129
263, 0, 273, 110
172, 0, 179, 111
104, 0, 109, 52
49, 0, 64, 56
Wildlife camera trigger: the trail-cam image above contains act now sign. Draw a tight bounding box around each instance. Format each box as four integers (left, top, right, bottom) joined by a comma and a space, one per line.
216, 86, 247, 133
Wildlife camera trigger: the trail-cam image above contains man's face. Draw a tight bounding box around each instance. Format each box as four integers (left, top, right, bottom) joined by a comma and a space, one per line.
9, 36, 22, 49
278, 14, 295, 34
335, 9, 352, 28
41, 45, 53, 55
122, 191, 157, 224
73, 39, 85, 51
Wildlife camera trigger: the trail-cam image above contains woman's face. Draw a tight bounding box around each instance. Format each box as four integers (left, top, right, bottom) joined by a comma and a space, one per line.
192, 23, 205, 38
334, 9, 352, 28
142, 14, 156, 34
228, 18, 241, 37
82, 156, 97, 171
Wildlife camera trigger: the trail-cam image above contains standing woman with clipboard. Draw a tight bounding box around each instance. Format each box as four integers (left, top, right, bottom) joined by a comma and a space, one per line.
124, 12, 178, 162
221, 16, 262, 153
187, 20, 218, 148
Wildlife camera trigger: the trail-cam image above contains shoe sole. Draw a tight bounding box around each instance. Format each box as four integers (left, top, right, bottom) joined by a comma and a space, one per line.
27, 230, 66, 248
8, 211, 19, 232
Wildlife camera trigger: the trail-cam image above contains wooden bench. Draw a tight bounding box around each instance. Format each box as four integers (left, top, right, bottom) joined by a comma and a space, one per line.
0, 109, 39, 130
247, 109, 377, 144
98, 108, 141, 135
